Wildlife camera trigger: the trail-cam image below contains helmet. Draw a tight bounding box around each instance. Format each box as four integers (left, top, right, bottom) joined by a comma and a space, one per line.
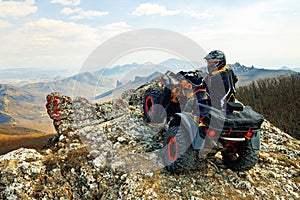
204, 50, 226, 72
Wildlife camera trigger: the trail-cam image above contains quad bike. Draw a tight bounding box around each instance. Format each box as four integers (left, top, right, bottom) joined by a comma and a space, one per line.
162, 105, 264, 172
142, 71, 264, 172
143, 70, 204, 123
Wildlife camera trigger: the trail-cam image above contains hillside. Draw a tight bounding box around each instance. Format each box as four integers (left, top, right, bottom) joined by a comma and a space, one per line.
21, 71, 115, 99
237, 73, 300, 139
0, 131, 55, 155
0, 84, 38, 124
0, 85, 299, 199
0, 84, 54, 133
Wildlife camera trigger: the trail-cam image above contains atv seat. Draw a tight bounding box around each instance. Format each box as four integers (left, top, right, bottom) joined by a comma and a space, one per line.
227, 102, 244, 112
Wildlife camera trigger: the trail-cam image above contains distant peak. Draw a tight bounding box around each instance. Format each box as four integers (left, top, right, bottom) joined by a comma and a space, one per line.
234, 62, 241, 66
143, 62, 154, 65
280, 66, 291, 70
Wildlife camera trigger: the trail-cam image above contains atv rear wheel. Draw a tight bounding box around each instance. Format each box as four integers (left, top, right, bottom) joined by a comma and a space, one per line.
163, 126, 197, 173
222, 139, 259, 171
143, 88, 165, 123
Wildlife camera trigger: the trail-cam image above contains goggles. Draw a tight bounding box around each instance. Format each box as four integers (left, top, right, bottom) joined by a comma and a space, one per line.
206, 59, 219, 66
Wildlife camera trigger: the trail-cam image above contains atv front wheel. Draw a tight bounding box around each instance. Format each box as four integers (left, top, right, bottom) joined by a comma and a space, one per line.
222, 139, 259, 171
143, 88, 165, 123
163, 126, 197, 173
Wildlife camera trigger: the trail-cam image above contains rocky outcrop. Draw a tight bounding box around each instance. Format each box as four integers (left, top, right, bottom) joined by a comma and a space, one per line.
0, 88, 299, 199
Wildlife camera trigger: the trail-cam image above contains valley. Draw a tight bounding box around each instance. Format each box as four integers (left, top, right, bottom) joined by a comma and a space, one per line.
0, 126, 55, 155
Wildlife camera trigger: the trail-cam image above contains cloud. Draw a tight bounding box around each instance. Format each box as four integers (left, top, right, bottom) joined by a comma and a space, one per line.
0, 0, 38, 17
184, 1, 300, 68
100, 22, 131, 31
60, 7, 109, 19
51, 0, 80, 6
0, 20, 13, 28
60, 7, 82, 15
98, 22, 132, 40
25, 0, 35, 5
132, 3, 181, 16
0, 17, 103, 69
132, 3, 213, 19
21, 18, 100, 42
293, 12, 300, 16
182, 10, 213, 19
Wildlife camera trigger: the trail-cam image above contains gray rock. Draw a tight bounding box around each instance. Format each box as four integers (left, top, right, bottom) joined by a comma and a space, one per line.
92, 154, 107, 169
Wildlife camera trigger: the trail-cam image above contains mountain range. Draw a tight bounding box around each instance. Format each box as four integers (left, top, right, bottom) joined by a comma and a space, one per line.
0, 59, 298, 133
227, 62, 297, 86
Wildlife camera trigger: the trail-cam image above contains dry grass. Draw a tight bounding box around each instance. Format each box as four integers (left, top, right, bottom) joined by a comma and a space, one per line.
43, 147, 89, 173
13, 117, 56, 134
0, 126, 56, 155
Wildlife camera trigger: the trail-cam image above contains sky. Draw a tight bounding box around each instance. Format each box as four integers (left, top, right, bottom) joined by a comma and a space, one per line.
0, 0, 300, 72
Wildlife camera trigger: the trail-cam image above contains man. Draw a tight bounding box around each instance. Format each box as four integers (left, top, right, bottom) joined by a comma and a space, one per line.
170, 50, 239, 127
203, 50, 238, 111
195, 50, 239, 132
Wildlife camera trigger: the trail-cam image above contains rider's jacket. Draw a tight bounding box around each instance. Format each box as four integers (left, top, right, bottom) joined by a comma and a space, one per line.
203, 65, 238, 110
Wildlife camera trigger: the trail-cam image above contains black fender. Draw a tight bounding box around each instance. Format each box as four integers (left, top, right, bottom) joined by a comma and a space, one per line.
175, 112, 206, 150
250, 131, 261, 150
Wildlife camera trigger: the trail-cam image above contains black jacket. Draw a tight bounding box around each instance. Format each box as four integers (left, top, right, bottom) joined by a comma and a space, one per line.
203, 66, 238, 110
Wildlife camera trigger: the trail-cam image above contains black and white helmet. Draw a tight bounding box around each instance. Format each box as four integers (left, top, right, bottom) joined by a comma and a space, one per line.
204, 50, 226, 72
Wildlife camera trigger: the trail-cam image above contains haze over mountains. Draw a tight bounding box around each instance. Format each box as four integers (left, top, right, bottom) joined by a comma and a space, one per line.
0, 68, 72, 87
0, 58, 298, 133
280, 66, 300, 73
